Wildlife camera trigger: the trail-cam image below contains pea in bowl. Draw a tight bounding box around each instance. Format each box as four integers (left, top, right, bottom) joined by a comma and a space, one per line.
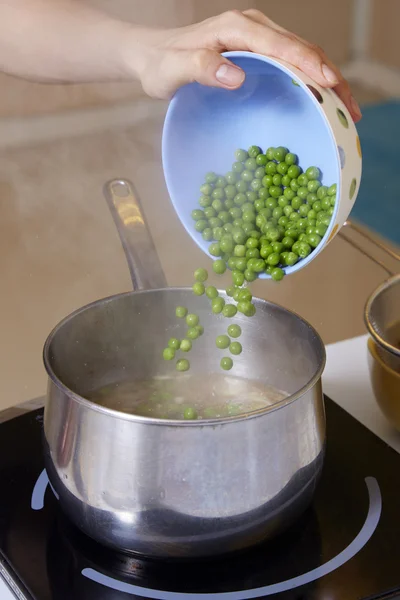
162, 51, 362, 280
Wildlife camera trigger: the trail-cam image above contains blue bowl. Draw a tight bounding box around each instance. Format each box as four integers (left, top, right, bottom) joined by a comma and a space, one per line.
162, 51, 361, 278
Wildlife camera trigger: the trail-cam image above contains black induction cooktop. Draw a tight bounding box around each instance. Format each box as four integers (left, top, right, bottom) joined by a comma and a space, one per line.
0, 397, 400, 600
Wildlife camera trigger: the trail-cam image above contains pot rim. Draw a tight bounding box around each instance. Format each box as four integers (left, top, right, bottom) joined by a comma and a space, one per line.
364, 274, 400, 359
43, 287, 326, 426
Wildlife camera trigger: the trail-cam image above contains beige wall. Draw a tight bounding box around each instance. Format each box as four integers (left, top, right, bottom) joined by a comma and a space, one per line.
370, 0, 400, 68
0, 0, 353, 118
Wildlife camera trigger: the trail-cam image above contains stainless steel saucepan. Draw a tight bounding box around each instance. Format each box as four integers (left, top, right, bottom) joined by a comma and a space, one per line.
43, 179, 326, 559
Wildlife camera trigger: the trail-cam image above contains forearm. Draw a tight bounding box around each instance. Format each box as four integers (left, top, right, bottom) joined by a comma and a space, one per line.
0, 0, 143, 83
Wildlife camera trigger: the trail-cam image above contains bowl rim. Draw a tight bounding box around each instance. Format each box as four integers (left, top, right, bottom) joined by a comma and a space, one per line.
43, 287, 326, 427
365, 274, 400, 358
162, 50, 344, 279
367, 336, 400, 380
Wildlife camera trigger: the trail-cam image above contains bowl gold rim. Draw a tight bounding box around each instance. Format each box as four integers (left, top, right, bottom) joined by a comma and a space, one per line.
367, 336, 400, 380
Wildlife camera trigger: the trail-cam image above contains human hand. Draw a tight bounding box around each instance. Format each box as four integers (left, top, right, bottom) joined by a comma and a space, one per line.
131, 9, 361, 122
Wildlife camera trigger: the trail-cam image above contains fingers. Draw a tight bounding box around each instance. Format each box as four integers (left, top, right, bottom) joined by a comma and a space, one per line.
146, 48, 245, 99
225, 10, 362, 121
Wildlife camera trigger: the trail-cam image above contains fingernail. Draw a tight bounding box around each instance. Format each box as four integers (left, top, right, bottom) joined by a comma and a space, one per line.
350, 95, 362, 119
322, 64, 339, 85
216, 64, 245, 87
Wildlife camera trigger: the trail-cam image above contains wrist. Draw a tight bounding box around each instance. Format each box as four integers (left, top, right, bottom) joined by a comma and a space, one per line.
119, 24, 157, 85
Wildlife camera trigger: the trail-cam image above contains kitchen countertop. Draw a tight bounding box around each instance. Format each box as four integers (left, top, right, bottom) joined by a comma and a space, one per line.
1, 333, 399, 598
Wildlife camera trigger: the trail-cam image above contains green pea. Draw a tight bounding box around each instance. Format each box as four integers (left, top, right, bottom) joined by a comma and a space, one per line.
176, 359, 190, 372
191, 209, 205, 221
187, 327, 200, 340
269, 186, 282, 199
233, 288, 242, 302
262, 175, 273, 188
328, 184, 337, 196
267, 252, 280, 266
216, 335, 230, 349
238, 300, 256, 316
209, 217, 222, 229
215, 177, 226, 188
232, 270, 245, 286
271, 267, 285, 281
234, 244, 246, 257
297, 241, 312, 258
265, 161, 277, 175
180, 339, 192, 352
244, 269, 257, 282
241, 169, 253, 182
254, 166, 266, 179
298, 173, 309, 187
250, 179, 263, 192
278, 216, 289, 228
226, 256, 237, 271
306, 166, 320, 180
176, 306, 188, 318
226, 286, 235, 297
236, 180, 248, 193
204, 206, 216, 219
284, 205, 294, 217
163, 347, 175, 361
184, 407, 197, 419
212, 192, 224, 206
223, 304, 238, 318
205, 172, 217, 184
254, 199, 265, 212
232, 228, 247, 245
281, 174, 291, 187
258, 187, 270, 201
313, 201, 322, 213
266, 147, 275, 160
202, 228, 213, 242
307, 233, 322, 248
200, 184, 213, 196
291, 196, 303, 210
209, 242, 222, 257
234, 192, 247, 206
317, 185, 328, 199
229, 342, 242, 355
212, 227, 222, 241
229, 207, 242, 220
272, 174, 283, 186
232, 161, 244, 173
199, 195, 212, 207
256, 153, 268, 166
235, 257, 248, 272
228, 324, 242, 338
220, 237, 234, 254
220, 357, 233, 371
238, 288, 252, 302
260, 244, 274, 258
242, 210, 256, 223
246, 248, 260, 259
224, 184, 237, 199
247, 190, 258, 203
168, 337, 180, 350
274, 146, 288, 162
212, 297, 225, 314
285, 152, 297, 166
315, 224, 328, 237
286, 252, 299, 266
290, 178, 300, 192
235, 149, 248, 162
194, 268, 208, 282
245, 158, 257, 171
185, 314, 199, 328
321, 197, 331, 211
297, 187, 308, 200
195, 325, 204, 336
277, 161, 289, 175
280, 252, 289, 266
307, 180, 320, 193
192, 282, 205, 296
288, 165, 301, 179
213, 259, 227, 275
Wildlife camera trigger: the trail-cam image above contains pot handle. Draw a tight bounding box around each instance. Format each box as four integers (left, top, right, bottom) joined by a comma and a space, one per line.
339, 221, 399, 277
103, 179, 167, 291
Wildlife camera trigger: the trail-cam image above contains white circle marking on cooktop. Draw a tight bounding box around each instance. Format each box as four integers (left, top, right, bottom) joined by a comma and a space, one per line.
82, 477, 382, 599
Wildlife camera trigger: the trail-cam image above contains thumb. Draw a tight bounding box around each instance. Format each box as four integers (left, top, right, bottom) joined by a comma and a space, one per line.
160, 49, 245, 98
